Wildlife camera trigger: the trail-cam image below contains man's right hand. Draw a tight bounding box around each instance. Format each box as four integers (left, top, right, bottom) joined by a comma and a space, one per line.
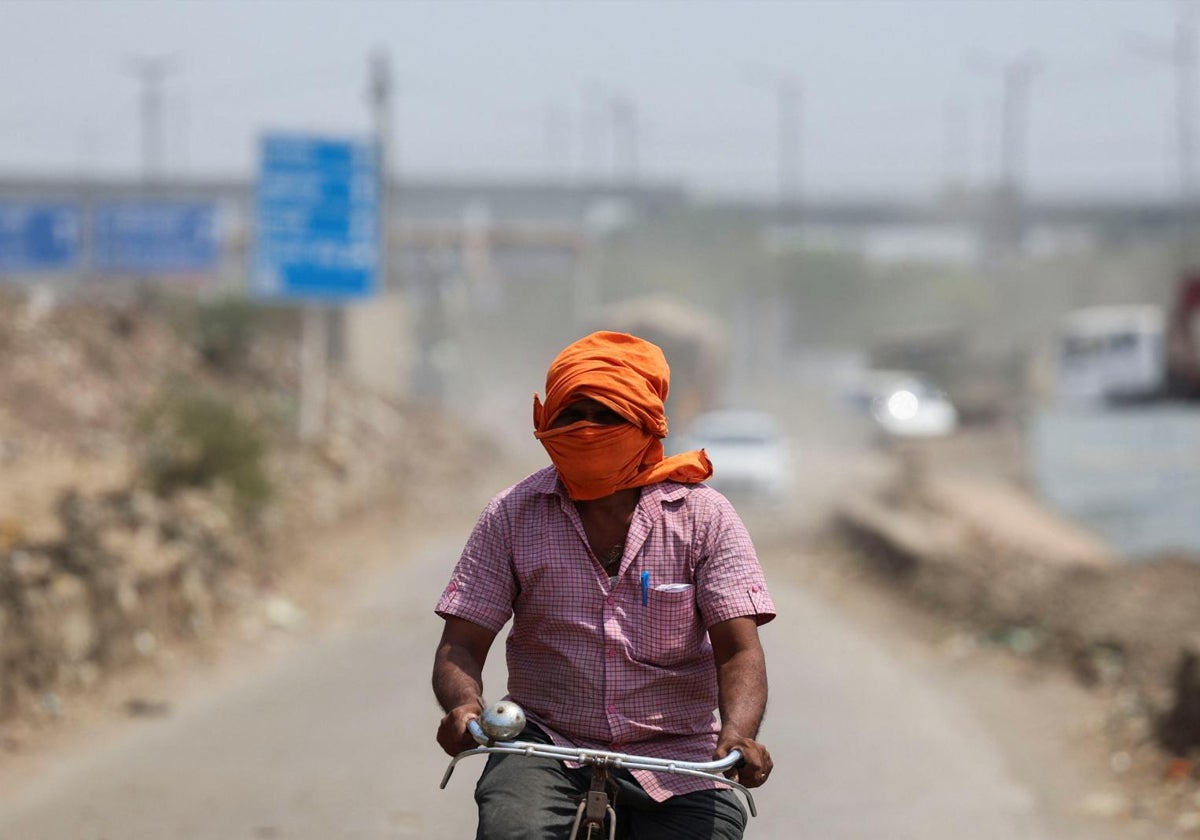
433, 617, 496, 755
437, 701, 484, 756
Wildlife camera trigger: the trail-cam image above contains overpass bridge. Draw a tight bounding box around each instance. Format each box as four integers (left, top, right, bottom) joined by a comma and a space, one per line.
0, 173, 1189, 293
0, 174, 1188, 236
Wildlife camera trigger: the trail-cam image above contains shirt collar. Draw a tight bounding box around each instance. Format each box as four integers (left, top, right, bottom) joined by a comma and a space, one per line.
531, 465, 563, 497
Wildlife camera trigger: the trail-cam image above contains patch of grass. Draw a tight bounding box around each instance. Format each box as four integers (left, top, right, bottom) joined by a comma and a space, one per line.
193, 296, 262, 372
138, 383, 273, 518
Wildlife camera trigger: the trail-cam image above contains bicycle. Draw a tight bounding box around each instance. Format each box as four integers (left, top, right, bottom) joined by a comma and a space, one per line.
440, 700, 758, 840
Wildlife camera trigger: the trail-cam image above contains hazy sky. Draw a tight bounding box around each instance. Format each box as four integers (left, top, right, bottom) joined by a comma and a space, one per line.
0, 0, 1192, 200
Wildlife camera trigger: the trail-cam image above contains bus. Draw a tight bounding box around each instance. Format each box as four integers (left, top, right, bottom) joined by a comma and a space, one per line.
1055, 305, 1165, 405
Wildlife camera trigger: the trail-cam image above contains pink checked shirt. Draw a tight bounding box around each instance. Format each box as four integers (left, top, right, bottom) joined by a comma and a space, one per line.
436, 466, 775, 802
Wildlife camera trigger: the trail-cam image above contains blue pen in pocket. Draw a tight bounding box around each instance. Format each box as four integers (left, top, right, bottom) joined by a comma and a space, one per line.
641, 571, 650, 606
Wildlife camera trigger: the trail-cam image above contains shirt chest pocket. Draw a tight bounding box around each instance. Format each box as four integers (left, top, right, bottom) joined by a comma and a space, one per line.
630, 585, 703, 668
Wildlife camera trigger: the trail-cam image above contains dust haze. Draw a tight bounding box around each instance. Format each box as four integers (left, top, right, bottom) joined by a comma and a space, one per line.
2, 2, 1200, 838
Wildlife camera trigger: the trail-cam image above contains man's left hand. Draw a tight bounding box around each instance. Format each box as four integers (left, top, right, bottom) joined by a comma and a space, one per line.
714, 727, 773, 788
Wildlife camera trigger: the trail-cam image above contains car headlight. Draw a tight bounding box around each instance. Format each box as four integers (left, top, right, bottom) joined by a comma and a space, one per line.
885, 389, 920, 421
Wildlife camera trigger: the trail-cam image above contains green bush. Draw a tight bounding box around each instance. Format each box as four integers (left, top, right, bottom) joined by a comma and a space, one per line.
138, 385, 273, 517
194, 296, 261, 371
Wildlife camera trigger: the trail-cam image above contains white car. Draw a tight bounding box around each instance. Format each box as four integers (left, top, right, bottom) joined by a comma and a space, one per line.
677, 410, 794, 504
846, 370, 958, 438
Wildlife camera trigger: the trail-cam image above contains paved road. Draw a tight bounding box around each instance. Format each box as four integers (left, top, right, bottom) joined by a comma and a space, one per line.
0, 503, 1063, 840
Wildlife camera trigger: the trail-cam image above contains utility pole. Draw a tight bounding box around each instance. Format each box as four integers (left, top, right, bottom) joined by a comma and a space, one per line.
609, 94, 639, 185
1175, 1, 1199, 258
999, 54, 1038, 198
579, 85, 607, 184
544, 99, 571, 180
968, 50, 1038, 260
941, 99, 970, 199
124, 55, 176, 185
1130, 1, 1199, 260
369, 48, 393, 291
1172, 2, 1199, 208
742, 65, 802, 401
776, 75, 802, 211
577, 85, 643, 186
745, 67, 802, 215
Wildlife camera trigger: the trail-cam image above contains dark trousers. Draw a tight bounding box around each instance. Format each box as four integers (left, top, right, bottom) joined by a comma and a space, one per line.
474, 725, 747, 840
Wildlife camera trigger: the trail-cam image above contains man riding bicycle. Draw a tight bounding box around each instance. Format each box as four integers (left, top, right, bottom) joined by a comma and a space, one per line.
433, 331, 775, 839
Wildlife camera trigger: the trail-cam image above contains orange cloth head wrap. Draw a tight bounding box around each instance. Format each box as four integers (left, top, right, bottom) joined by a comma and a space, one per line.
533, 331, 713, 501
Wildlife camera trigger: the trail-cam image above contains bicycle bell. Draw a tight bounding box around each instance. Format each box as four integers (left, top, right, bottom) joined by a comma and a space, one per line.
479, 700, 526, 741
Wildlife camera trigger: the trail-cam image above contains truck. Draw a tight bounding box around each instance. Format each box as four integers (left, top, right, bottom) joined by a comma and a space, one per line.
1051, 272, 1200, 405
1166, 270, 1200, 400
1032, 272, 1200, 556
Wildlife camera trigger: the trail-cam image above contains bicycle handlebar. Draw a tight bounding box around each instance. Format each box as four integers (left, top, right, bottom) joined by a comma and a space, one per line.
439, 705, 757, 818
465, 718, 745, 774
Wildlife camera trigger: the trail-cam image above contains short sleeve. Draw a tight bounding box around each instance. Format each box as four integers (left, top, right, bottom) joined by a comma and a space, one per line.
435, 498, 518, 633
693, 494, 776, 628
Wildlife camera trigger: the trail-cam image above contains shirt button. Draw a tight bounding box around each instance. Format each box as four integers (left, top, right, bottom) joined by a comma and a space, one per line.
750, 585, 759, 592
606, 596, 614, 605
607, 705, 617, 714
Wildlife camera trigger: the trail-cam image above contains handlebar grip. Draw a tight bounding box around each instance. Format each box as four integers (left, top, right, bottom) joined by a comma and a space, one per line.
720, 749, 744, 771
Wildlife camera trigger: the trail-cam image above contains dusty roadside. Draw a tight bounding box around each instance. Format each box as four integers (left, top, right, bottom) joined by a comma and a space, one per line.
760, 523, 1170, 840
0, 444, 1169, 840
0, 432, 523, 809
773, 429, 1200, 839
0, 498, 415, 802
0, 290, 505, 801
1, 424, 1196, 838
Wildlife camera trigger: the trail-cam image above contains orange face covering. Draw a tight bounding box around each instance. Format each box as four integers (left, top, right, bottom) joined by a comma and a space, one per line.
533, 331, 713, 501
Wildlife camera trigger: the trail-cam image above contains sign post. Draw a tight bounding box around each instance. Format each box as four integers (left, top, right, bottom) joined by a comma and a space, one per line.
253, 133, 380, 440
298, 305, 329, 442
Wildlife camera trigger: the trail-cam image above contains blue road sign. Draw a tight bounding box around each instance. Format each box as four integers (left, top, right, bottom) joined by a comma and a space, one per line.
0, 202, 82, 272
253, 133, 380, 301
91, 201, 219, 274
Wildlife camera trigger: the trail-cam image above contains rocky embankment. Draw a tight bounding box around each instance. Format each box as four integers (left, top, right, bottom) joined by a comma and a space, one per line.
834, 447, 1200, 824
0, 487, 253, 717
0, 289, 491, 728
